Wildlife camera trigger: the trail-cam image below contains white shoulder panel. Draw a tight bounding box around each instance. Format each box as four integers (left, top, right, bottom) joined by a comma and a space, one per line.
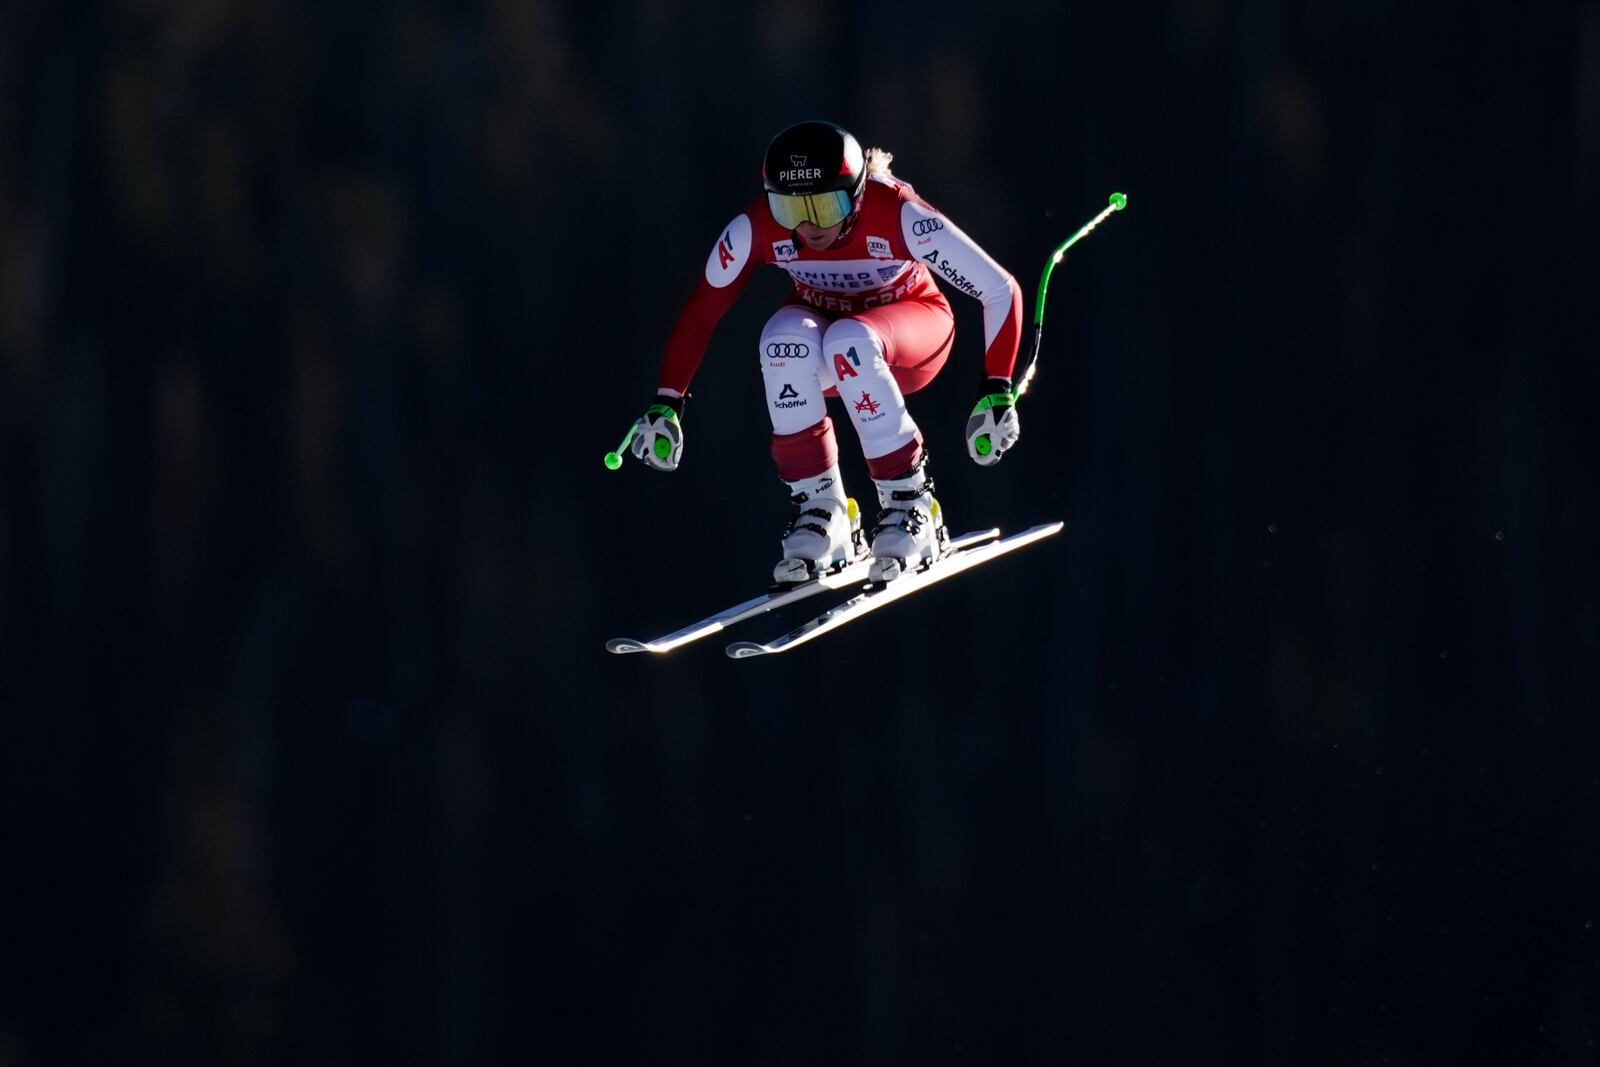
704, 214, 754, 288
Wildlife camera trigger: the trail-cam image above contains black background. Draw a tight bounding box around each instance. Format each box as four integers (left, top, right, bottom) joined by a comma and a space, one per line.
2, 1, 1597, 1063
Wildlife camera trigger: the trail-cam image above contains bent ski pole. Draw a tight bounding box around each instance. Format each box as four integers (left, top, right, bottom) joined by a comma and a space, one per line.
1015, 191, 1127, 400
603, 421, 639, 470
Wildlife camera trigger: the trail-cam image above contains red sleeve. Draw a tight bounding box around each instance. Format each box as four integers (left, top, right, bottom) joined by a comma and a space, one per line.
656, 207, 768, 395
983, 275, 1025, 381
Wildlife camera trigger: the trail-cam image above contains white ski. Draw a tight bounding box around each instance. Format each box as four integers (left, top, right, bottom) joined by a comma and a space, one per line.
606, 528, 1002, 655
725, 522, 1063, 658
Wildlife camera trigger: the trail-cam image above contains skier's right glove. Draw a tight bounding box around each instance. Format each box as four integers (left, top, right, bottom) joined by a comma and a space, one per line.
965, 377, 1020, 466
629, 393, 685, 472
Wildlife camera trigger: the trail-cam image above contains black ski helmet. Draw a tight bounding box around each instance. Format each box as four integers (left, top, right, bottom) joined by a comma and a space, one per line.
762, 121, 866, 229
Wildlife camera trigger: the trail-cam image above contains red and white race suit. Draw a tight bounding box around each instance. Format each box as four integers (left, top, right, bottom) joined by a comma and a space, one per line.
657, 173, 1023, 480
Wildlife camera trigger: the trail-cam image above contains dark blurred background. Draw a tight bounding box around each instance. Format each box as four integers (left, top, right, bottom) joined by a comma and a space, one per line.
2, 1, 1597, 1063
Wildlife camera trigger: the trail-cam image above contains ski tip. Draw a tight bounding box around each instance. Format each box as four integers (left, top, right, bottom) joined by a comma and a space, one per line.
1004, 521, 1064, 548
606, 638, 650, 655
725, 642, 769, 660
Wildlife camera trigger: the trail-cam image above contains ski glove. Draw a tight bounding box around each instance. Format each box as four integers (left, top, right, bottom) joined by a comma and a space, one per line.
965, 377, 1020, 466
629, 393, 685, 472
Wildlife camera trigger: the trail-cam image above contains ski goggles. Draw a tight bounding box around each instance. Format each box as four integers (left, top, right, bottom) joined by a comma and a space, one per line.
767, 189, 855, 230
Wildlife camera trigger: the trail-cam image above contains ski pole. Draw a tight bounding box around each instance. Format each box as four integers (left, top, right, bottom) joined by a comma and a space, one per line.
603, 421, 639, 470
1015, 191, 1127, 400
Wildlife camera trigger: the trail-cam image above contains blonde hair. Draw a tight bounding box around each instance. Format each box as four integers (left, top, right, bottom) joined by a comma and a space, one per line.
865, 146, 894, 178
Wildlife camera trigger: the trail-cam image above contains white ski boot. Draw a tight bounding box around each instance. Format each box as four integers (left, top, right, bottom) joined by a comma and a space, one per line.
867, 456, 948, 583
773, 466, 864, 584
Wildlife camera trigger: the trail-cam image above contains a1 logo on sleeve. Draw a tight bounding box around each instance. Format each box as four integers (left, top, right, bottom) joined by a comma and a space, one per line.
866, 235, 892, 258
705, 214, 753, 288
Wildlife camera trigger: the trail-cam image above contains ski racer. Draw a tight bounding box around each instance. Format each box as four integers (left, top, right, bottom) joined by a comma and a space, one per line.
625, 119, 1025, 584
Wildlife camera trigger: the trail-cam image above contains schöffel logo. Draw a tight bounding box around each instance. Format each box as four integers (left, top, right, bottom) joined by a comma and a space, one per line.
766, 342, 809, 359
773, 381, 808, 409
921, 248, 983, 299
911, 217, 944, 237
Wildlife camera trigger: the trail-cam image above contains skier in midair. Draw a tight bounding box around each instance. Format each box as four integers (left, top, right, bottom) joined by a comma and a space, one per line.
627, 120, 1025, 584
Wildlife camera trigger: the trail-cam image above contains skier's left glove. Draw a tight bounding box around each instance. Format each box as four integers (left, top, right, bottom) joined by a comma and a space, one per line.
629, 392, 685, 472
965, 377, 1019, 466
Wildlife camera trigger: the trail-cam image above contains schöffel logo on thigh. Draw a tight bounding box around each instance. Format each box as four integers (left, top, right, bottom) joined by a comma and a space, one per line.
767, 342, 810, 359
774, 383, 808, 409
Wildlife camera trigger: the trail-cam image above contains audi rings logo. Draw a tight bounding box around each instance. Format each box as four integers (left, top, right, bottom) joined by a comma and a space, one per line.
766, 342, 810, 359
911, 218, 945, 237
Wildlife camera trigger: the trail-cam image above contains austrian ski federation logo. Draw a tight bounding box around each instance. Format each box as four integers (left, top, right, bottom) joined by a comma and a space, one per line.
853, 393, 881, 416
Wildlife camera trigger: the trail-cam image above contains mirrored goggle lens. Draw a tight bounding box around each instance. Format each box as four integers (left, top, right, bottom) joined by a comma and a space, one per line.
767, 190, 854, 229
